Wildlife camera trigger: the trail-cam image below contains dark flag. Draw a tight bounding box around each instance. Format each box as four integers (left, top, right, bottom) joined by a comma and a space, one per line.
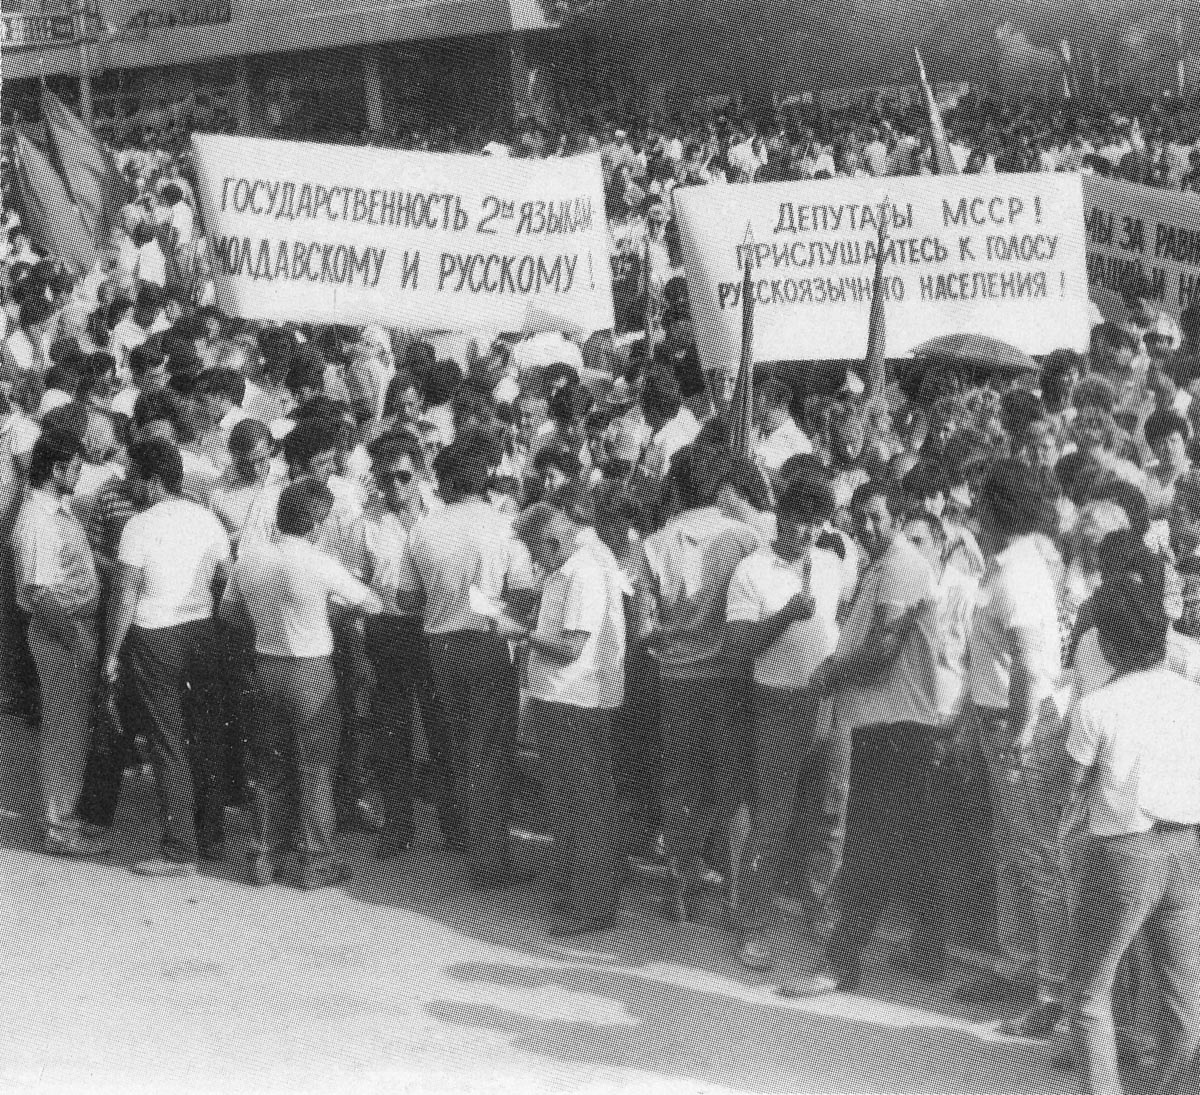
40, 86, 133, 242
728, 256, 755, 459
10, 131, 99, 275
915, 49, 959, 176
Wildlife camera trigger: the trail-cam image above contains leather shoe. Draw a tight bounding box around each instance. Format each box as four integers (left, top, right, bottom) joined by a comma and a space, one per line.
44, 829, 111, 859
132, 857, 198, 878
547, 913, 615, 937
998, 1000, 1064, 1040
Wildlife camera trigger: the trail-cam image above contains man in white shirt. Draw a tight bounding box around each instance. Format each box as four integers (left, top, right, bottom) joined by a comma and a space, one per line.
644, 443, 761, 922
3, 297, 56, 377
395, 432, 536, 888
786, 478, 945, 995
347, 430, 462, 860
101, 438, 231, 877
1048, 541, 1200, 1095
641, 370, 700, 480
10, 429, 106, 858
754, 374, 811, 491
110, 284, 169, 379
953, 460, 1069, 1038
903, 512, 978, 726
222, 477, 382, 890
725, 469, 846, 972
508, 486, 627, 935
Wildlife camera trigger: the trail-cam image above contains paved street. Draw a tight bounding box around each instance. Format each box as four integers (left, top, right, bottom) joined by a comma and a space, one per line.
1, 719, 1075, 1095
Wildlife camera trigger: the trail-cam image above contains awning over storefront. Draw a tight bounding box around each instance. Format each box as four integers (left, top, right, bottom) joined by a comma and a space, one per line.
3, 0, 551, 80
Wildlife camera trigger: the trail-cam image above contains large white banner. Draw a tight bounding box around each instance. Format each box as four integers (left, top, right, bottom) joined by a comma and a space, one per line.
1083, 176, 1200, 320
191, 134, 614, 335
673, 174, 1090, 370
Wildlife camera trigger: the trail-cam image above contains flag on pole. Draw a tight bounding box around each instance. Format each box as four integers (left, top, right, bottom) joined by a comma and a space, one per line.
10, 132, 99, 276
864, 202, 890, 403
727, 255, 755, 459
40, 86, 133, 242
915, 49, 958, 176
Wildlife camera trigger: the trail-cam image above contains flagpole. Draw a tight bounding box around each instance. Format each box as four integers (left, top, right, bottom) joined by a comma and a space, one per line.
731, 251, 755, 458
74, 0, 95, 131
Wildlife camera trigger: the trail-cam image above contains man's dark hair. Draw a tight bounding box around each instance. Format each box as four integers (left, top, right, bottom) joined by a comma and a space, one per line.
778, 469, 835, 523
44, 364, 80, 396
642, 369, 682, 422
901, 459, 949, 502
433, 433, 491, 498
979, 459, 1045, 539
19, 297, 55, 330
286, 358, 326, 397
1093, 530, 1168, 669
849, 477, 907, 519
132, 389, 181, 433
129, 343, 166, 379
423, 359, 463, 408
544, 481, 596, 527
727, 454, 771, 511
228, 416, 272, 456
1144, 408, 1190, 447
27, 429, 82, 489
532, 443, 582, 481
276, 476, 334, 537
367, 428, 425, 472
40, 401, 89, 442
282, 416, 341, 472
195, 367, 246, 407
670, 442, 732, 510
1089, 477, 1151, 539
128, 438, 184, 494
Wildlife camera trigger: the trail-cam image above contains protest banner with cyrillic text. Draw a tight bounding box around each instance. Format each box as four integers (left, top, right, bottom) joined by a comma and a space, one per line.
190, 134, 614, 335
1083, 175, 1200, 320
674, 174, 1089, 370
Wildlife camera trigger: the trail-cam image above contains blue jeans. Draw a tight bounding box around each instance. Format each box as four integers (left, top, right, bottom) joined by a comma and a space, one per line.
1068, 826, 1200, 1095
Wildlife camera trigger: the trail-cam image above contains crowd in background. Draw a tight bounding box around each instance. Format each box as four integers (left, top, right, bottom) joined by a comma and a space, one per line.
4, 84, 1200, 1095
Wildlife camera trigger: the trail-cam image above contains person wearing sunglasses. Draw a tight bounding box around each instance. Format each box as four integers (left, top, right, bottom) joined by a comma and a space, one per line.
348, 430, 462, 860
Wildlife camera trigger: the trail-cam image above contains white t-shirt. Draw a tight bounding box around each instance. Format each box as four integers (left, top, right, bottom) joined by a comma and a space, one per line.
1067, 667, 1200, 836
727, 545, 841, 689
118, 496, 230, 629
834, 535, 940, 731
225, 535, 374, 658
526, 529, 627, 709
652, 406, 701, 471
755, 415, 813, 473
967, 535, 1061, 709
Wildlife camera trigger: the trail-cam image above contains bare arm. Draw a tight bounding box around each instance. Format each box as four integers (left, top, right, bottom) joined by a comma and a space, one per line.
102, 562, 143, 680
821, 599, 923, 691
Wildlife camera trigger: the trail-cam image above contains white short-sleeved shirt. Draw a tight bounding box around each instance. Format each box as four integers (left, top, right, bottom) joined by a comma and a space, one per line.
834, 535, 940, 731
118, 496, 229, 629
727, 545, 841, 689
933, 563, 978, 722
1067, 667, 1200, 836
225, 535, 374, 658
527, 529, 627, 709
755, 415, 813, 473
397, 497, 535, 635
967, 535, 1062, 709
652, 406, 701, 470
347, 500, 415, 619
11, 488, 99, 617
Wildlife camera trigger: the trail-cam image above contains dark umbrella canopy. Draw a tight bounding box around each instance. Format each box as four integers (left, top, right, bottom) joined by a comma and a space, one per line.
911, 333, 1039, 375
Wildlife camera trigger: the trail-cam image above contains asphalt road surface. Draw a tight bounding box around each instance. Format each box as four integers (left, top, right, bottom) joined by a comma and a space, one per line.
1, 717, 1077, 1095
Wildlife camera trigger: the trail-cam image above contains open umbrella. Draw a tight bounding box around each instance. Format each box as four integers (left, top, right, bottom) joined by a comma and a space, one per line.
911, 333, 1039, 376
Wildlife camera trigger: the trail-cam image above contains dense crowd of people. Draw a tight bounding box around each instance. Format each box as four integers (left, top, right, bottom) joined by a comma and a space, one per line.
4, 84, 1200, 1095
